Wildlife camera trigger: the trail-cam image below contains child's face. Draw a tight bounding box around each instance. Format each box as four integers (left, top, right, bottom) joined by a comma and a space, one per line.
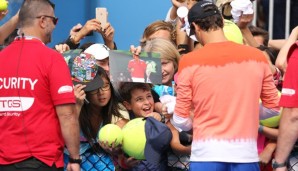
87, 77, 111, 107
161, 59, 175, 86
124, 89, 154, 117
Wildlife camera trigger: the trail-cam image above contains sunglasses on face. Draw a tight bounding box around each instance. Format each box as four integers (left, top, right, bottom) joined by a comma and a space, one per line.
36, 15, 58, 25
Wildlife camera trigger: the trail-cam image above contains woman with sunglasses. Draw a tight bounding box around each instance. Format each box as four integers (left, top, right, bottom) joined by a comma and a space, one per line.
64, 66, 129, 171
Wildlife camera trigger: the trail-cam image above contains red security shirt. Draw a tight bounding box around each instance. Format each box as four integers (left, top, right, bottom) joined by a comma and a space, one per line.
0, 38, 75, 167
280, 42, 298, 107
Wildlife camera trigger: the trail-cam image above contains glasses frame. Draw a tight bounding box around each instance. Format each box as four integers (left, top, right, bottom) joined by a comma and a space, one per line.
89, 83, 111, 95
36, 15, 58, 25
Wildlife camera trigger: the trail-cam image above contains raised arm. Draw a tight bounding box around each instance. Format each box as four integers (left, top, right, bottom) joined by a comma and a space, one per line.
0, 11, 18, 44
237, 14, 277, 75
275, 26, 298, 73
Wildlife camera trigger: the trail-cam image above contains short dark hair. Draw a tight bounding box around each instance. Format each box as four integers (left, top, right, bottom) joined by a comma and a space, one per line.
118, 82, 152, 103
19, 0, 55, 28
249, 25, 269, 46
257, 45, 278, 64
191, 5, 223, 32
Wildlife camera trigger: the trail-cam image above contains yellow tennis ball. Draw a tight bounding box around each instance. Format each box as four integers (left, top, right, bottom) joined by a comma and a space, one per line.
223, 19, 243, 44
259, 91, 282, 127
260, 115, 281, 128
122, 118, 146, 160
0, 0, 8, 11
98, 124, 123, 146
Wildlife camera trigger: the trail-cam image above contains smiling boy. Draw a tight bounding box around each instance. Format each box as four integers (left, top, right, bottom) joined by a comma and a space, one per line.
119, 82, 163, 121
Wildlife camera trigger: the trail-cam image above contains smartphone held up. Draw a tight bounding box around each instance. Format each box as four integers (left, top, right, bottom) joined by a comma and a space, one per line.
96, 7, 108, 31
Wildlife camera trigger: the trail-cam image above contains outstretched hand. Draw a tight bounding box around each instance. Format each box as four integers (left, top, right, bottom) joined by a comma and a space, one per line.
74, 84, 86, 107
130, 45, 142, 56
99, 22, 115, 49
171, 0, 185, 8
99, 140, 123, 156
0, 9, 8, 21
66, 163, 80, 171
124, 156, 140, 168
69, 23, 83, 36
55, 43, 70, 53
80, 19, 101, 37
237, 13, 253, 29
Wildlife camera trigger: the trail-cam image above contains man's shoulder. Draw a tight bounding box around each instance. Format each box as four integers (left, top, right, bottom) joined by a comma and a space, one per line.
287, 42, 298, 60
21, 40, 61, 56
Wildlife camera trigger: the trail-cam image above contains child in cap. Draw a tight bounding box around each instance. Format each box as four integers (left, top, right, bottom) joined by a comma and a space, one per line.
64, 52, 129, 171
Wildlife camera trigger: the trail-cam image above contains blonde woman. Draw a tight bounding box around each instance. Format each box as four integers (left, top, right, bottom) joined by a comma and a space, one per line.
143, 38, 191, 170
143, 38, 180, 88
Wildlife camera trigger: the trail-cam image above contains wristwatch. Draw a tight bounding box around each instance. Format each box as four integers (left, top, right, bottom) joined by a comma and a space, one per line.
69, 157, 82, 164
272, 159, 287, 169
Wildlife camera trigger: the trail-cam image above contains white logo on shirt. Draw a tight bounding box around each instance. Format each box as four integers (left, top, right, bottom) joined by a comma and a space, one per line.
0, 77, 38, 90
58, 85, 73, 94
281, 88, 296, 96
0, 97, 34, 112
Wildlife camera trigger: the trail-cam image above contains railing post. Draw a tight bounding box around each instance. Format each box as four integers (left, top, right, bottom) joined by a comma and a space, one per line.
285, 0, 291, 38
269, 0, 274, 40
253, 0, 257, 26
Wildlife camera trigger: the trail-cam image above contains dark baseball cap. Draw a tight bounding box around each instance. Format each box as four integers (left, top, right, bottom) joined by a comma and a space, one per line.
188, 1, 220, 36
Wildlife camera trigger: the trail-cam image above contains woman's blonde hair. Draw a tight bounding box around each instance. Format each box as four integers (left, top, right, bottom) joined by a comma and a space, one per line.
143, 38, 180, 73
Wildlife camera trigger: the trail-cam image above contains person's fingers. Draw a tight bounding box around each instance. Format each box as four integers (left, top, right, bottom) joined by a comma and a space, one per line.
130, 45, 136, 53
63, 44, 70, 52
75, 84, 86, 90
79, 91, 86, 99
75, 23, 83, 29
103, 23, 110, 30
136, 46, 142, 54
104, 29, 114, 39
54, 45, 61, 53
55, 44, 69, 53
73, 24, 82, 31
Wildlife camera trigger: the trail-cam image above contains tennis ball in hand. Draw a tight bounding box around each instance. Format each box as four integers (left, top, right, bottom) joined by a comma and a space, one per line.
122, 118, 146, 160
260, 115, 281, 128
98, 124, 123, 146
0, 0, 8, 11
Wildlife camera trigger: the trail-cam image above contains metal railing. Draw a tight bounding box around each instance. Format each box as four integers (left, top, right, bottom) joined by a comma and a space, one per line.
64, 147, 191, 171
253, 0, 291, 39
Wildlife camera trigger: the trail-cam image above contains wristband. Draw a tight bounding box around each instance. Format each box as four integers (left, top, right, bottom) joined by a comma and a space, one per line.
272, 159, 287, 169
258, 125, 264, 133
69, 157, 82, 164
